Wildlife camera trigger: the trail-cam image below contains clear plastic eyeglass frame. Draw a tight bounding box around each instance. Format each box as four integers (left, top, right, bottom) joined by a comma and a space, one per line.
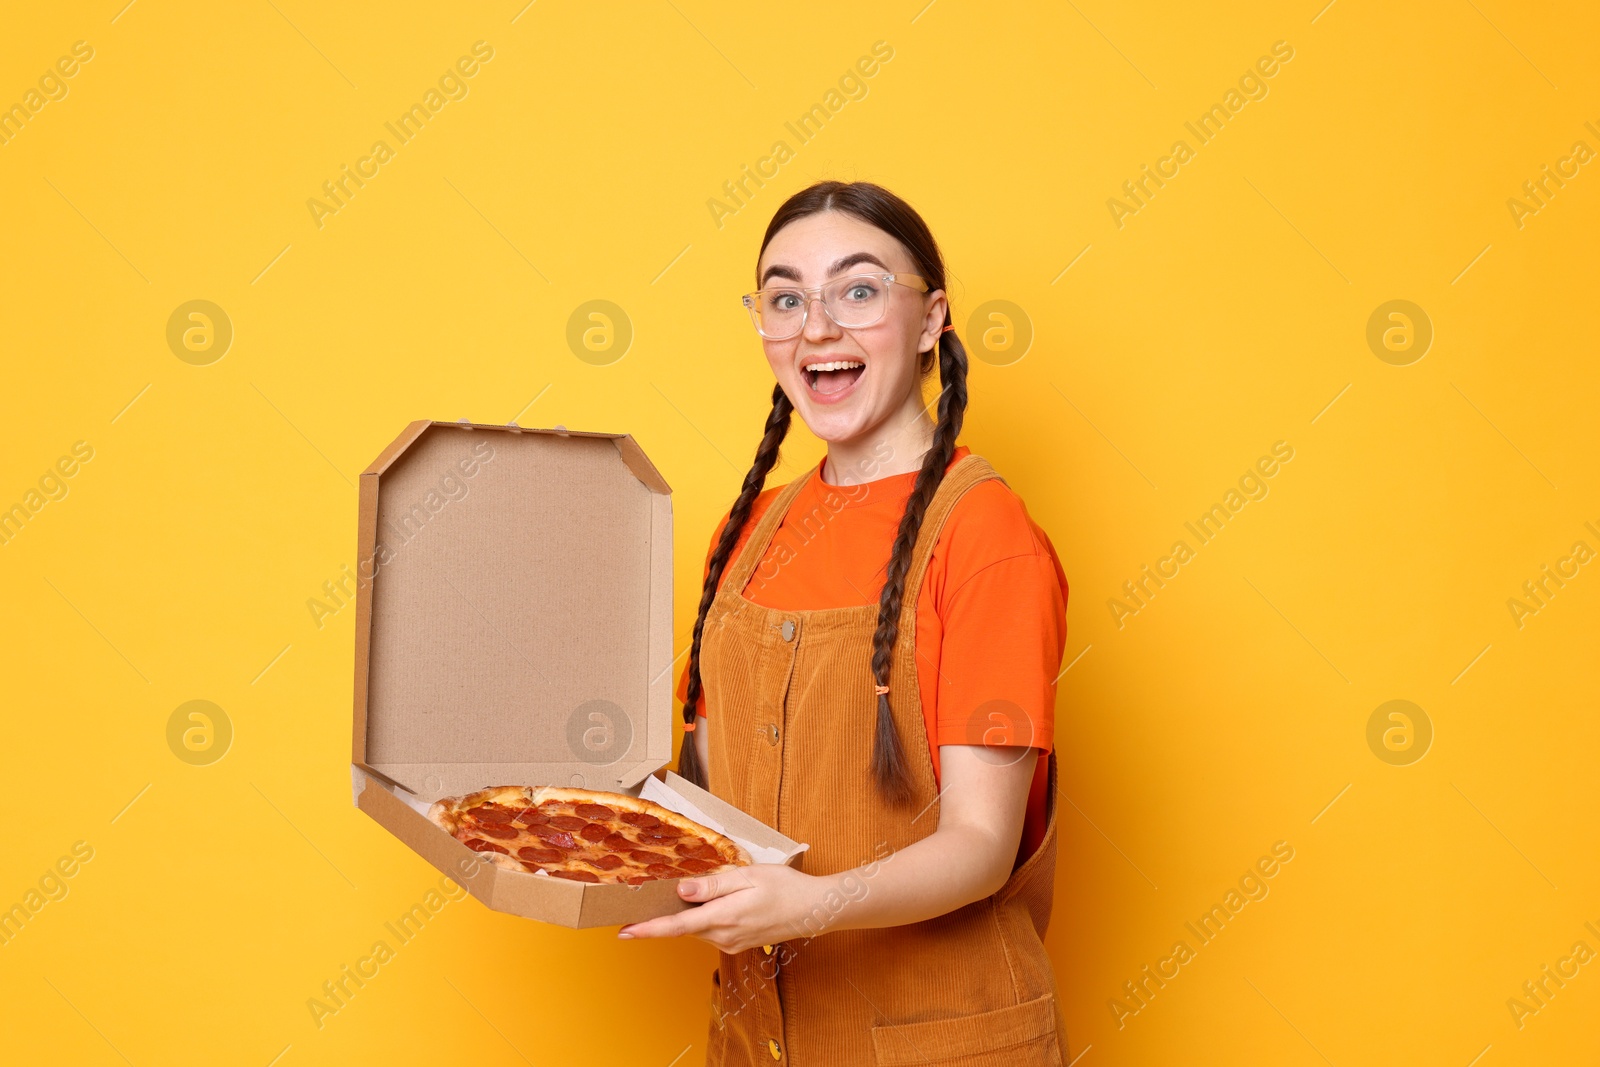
741, 271, 931, 339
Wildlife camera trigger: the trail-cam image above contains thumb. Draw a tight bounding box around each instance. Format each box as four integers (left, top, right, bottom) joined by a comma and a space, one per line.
678, 870, 748, 902
677, 875, 720, 901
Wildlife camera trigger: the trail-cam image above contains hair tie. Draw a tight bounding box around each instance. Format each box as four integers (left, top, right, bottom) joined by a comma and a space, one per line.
941, 324, 954, 332
874, 684, 890, 695
682, 718, 698, 733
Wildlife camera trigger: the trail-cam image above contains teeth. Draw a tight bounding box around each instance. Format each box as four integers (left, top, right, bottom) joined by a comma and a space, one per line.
805, 361, 864, 372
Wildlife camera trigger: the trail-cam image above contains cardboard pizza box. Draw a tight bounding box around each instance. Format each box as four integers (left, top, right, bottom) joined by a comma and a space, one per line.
350, 420, 805, 928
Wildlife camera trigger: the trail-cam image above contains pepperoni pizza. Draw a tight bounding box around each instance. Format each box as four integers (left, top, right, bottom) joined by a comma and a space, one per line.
428, 785, 751, 885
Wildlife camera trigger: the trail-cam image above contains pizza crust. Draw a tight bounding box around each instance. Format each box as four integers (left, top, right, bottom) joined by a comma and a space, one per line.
427, 785, 532, 835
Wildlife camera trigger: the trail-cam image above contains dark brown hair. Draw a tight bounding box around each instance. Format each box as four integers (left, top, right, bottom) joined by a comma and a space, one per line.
676, 180, 969, 805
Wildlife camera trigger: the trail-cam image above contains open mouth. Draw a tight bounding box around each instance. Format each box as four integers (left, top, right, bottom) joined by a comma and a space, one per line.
804, 359, 865, 397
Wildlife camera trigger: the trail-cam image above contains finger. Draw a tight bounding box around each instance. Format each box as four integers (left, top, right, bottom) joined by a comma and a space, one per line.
678, 868, 756, 902
618, 901, 716, 940
619, 917, 675, 939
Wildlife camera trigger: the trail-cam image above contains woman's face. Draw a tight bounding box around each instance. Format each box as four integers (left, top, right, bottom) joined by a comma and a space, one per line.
754, 210, 946, 446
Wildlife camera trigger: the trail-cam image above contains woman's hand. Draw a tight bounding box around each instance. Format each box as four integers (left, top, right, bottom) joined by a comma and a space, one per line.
619, 745, 1039, 949
616, 864, 832, 954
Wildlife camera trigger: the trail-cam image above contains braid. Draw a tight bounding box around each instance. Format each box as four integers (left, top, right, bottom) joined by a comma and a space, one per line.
710, 179, 967, 803
676, 382, 794, 788
869, 323, 970, 803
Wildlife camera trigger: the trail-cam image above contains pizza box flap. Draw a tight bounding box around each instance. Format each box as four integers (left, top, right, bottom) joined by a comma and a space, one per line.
353, 421, 673, 798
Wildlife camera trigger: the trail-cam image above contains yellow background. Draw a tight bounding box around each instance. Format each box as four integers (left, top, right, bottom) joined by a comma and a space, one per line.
2, 1, 1596, 1064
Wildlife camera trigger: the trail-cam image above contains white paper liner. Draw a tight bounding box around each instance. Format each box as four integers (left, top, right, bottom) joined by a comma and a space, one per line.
639, 776, 807, 866
352, 766, 435, 816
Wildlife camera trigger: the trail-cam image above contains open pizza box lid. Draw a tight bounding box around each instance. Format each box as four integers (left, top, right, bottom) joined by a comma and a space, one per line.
350, 420, 805, 928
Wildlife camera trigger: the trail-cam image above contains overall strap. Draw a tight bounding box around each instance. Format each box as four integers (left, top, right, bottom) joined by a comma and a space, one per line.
717, 461, 819, 595
895, 453, 1005, 635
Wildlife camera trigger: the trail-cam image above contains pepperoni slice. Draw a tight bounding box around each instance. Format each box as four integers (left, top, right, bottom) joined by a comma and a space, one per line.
678, 858, 718, 874
646, 863, 688, 879
476, 824, 519, 840
547, 815, 587, 832
537, 830, 577, 850
473, 805, 514, 824
602, 832, 634, 852
550, 868, 600, 883
577, 823, 609, 842
587, 853, 624, 871
619, 811, 660, 829
574, 803, 614, 820
515, 809, 549, 827
675, 841, 720, 860
518, 846, 563, 864
622, 875, 650, 886
520, 862, 547, 874
464, 838, 509, 854
629, 849, 669, 864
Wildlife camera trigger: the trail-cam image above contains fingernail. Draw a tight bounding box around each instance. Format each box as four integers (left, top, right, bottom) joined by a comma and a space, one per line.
679, 881, 697, 895
617, 932, 633, 940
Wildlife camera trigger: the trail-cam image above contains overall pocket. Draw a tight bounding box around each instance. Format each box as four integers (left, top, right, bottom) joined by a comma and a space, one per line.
870, 993, 1063, 1066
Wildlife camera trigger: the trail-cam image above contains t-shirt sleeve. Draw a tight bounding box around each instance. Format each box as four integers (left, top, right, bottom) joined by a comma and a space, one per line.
675, 510, 732, 719
932, 548, 1069, 753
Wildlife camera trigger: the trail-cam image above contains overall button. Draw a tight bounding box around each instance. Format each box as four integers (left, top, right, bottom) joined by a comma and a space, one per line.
764, 723, 779, 746
768, 1037, 782, 1059
780, 619, 795, 641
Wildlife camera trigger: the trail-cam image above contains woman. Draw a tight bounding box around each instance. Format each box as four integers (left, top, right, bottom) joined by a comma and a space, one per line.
619, 181, 1071, 1065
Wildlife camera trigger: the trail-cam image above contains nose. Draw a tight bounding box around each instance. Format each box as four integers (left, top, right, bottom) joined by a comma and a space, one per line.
800, 293, 841, 342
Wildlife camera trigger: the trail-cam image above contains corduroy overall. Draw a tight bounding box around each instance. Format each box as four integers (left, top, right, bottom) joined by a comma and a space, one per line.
700, 452, 1067, 1066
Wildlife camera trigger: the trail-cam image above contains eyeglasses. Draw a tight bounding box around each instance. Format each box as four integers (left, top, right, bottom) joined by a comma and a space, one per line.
741, 271, 930, 340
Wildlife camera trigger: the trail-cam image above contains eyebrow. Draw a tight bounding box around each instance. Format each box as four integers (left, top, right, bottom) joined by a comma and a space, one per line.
759, 251, 892, 287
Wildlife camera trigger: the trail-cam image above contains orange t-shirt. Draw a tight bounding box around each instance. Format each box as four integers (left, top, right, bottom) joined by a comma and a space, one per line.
675, 445, 1070, 860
